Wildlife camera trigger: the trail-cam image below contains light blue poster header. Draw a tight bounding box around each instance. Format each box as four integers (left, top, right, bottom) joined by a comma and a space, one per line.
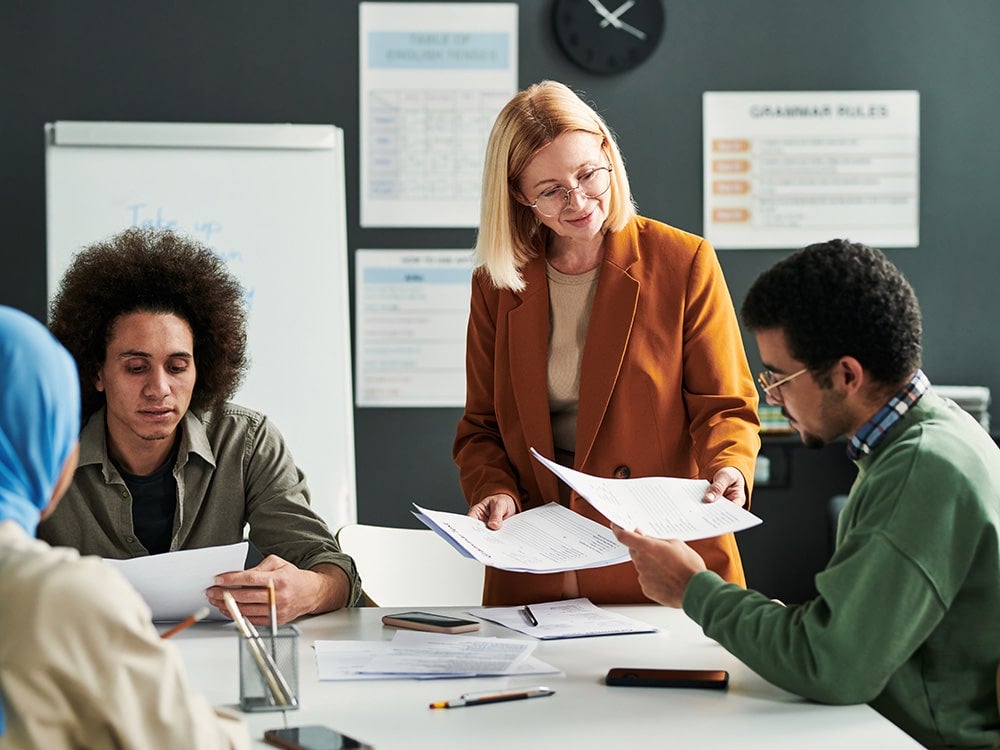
368, 31, 509, 69
364, 267, 472, 284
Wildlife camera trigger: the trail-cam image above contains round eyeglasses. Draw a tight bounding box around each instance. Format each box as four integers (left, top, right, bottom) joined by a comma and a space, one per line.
527, 166, 612, 218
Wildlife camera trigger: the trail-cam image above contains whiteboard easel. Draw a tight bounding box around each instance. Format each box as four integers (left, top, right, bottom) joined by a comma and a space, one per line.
45, 121, 356, 531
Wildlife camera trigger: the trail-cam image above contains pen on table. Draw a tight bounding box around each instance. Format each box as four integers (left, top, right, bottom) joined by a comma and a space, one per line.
429, 687, 554, 709
520, 605, 538, 627
160, 606, 211, 639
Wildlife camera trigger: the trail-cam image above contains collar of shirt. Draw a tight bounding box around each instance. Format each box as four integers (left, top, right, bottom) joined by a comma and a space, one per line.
78, 406, 217, 475
847, 369, 930, 461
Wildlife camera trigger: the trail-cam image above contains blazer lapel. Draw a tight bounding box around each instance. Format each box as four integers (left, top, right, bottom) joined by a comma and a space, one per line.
576, 225, 640, 468
508, 257, 558, 498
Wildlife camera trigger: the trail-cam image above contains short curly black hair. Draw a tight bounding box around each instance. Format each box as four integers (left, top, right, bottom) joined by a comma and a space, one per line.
49, 227, 249, 420
741, 239, 921, 387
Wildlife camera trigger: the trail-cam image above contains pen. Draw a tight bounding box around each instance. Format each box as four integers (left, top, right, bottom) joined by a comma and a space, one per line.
267, 578, 278, 660
429, 687, 554, 709
222, 591, 297, 708
160, 606, 211, 639
267, 579, 278, 639
520, 605, 538, 627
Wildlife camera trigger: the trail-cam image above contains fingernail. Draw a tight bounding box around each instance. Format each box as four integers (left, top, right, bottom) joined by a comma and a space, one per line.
214, 576, 224, 584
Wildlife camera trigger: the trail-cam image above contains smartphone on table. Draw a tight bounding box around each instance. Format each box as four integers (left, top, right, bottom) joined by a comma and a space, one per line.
264, 725, 373, 750
380, 611, 480, 634
605, 668, 729, 689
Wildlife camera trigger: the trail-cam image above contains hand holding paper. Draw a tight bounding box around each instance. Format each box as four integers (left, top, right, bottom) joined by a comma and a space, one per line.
412, 502, 629, 573
413, 452, 761, 573
611, 526, 708, 607
104, 542, 248, 622
529, 448, 762, 540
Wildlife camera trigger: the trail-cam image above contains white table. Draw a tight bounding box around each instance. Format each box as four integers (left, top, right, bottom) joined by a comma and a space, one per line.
173, 605, 922, 749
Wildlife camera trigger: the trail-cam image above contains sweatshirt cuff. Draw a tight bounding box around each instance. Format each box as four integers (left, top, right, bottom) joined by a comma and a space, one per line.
682, 569, 726, 623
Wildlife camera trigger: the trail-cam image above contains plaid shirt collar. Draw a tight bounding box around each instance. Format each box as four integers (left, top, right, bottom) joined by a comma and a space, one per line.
847, 369, 930, 461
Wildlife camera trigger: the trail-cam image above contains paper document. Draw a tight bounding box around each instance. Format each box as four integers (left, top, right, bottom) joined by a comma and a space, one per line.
467, 598, 657, 640
314, 630, 559, 680
359, 629, 534, 676
314, 639, 558, 681
530, 448, 763, 540
104, 542, 248, 622
412, 502, 629, 573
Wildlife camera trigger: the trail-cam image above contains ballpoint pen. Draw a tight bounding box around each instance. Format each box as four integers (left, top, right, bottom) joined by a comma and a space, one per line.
520, 605, 539, 627
429, 687, 554, 709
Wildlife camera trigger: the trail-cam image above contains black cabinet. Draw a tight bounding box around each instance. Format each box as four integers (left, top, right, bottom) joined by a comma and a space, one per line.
738, 438, 857, 604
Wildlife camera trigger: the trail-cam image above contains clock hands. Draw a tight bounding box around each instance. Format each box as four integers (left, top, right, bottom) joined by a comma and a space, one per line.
599, 1, 635, 28
586, 0, 620, 24
554, 0, 663, 73
586, 0, 647, 40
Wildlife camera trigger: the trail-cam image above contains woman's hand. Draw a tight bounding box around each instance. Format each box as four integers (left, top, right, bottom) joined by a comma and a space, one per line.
467, 493, 518, 530
702, 466, 747, 506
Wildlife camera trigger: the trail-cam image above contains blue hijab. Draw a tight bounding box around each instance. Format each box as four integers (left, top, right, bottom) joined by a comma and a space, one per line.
0, 306, 80, 735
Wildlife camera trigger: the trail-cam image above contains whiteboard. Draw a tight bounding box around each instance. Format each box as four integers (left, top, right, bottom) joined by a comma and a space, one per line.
45, 121, 357, 531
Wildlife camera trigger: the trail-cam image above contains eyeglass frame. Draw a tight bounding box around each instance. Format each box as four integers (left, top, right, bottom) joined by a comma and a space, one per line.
525, 165, 613, 217
756, 367, 808, 395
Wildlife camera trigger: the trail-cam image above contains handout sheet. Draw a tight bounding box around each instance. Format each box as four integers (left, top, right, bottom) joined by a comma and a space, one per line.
412, 501, 629, 573
467, 597, 657, 640
529, 448, 763, 540
314, 630, 559, 680
104, 541, 248, 622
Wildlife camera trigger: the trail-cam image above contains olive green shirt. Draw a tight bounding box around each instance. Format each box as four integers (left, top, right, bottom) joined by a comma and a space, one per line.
38, 403, 361, 606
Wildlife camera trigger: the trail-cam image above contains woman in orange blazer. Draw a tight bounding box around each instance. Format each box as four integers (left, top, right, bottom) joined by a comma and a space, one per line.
454, 81, 760, 606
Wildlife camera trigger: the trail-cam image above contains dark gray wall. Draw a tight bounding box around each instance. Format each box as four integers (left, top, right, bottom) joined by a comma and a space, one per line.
3, 2, 998, 598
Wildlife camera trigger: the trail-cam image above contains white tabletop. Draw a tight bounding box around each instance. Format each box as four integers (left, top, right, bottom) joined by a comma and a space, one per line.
173, 605, 921, 749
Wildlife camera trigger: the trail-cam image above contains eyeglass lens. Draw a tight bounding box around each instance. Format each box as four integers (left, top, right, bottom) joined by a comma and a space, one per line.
532, 167, 611, 217
758, 368, 805, 394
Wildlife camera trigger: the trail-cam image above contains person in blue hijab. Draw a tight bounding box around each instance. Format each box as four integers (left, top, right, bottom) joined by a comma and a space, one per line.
0, 305, 80, 740
0, 306, 248, 749
0, 305, 80, 538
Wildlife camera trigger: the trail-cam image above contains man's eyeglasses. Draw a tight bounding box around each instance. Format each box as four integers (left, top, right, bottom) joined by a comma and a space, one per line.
757, 368, 808, 395
527, 166, 612, 217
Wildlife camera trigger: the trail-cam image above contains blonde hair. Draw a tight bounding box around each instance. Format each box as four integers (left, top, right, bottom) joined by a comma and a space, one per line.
475, 81, 636, 291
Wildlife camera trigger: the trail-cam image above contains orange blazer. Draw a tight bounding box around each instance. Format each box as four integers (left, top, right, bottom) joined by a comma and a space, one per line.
454, 217, 761, 605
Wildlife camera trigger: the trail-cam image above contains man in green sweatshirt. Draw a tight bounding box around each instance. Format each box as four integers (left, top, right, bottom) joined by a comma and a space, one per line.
614, 239, 1000, 749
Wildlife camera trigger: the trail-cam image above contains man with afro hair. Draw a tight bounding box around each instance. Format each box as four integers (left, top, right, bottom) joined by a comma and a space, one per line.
40, 228, 361, 624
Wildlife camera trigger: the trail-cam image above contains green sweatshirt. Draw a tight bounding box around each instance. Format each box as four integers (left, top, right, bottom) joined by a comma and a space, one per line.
684, 391, 1000, 748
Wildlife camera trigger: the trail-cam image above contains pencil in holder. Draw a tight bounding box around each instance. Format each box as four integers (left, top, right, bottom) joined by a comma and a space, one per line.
238, 624, 300, 712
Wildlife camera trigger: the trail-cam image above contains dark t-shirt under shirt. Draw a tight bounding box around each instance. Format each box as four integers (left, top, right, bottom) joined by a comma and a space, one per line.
112, 442, 179, 555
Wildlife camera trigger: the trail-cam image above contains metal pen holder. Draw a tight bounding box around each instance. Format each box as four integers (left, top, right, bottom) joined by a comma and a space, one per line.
238, 624, 300, 712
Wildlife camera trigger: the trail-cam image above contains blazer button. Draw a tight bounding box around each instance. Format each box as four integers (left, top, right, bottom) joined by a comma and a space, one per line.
613, 465, 631, 479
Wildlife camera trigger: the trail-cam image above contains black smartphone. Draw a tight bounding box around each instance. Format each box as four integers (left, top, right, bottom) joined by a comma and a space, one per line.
605, 668, 729, 689
264, 725, 374, 750
380, 611, 481, 634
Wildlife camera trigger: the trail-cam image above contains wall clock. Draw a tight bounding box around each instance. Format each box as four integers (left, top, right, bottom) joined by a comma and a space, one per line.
553, 0, 665, 75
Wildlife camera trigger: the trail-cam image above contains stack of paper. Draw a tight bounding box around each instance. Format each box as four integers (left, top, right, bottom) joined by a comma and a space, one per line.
467, 598, 657, 640
314, 630, 560, 681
